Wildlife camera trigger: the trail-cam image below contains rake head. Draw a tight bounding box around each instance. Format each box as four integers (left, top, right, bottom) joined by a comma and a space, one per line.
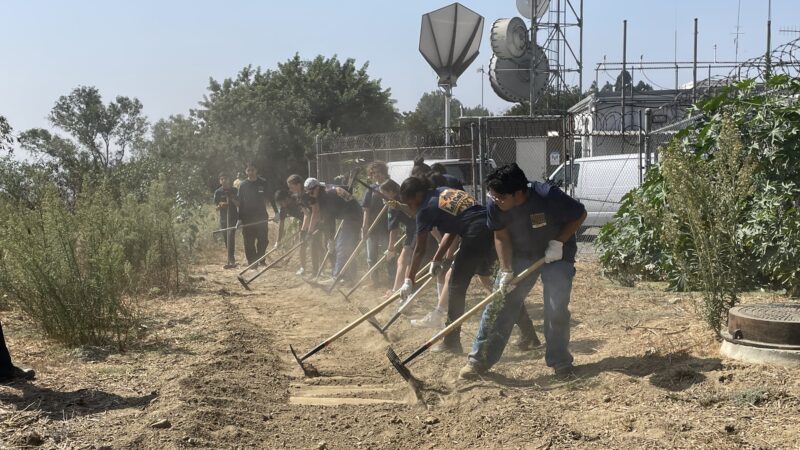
386, 346, 412, 382
237, 275, 251, 291
289, 345, 319, 377
357, 305, 384, 334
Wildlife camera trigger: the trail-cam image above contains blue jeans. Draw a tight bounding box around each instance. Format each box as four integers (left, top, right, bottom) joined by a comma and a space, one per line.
469, 258, 576, 371
333, 220, 360, 279
366, 232, 392, 285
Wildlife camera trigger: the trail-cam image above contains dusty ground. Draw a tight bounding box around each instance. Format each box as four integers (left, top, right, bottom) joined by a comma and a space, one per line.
1, 246, 799, 449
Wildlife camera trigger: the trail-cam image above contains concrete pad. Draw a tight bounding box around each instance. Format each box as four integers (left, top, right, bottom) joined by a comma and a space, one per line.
720, 340, 800, 367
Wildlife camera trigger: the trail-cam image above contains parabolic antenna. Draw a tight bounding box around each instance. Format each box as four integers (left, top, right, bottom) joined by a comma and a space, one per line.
419, 2, 485, 86
516, 0, 549, 20
491, 17, 529, 59
489, 45, 549, 103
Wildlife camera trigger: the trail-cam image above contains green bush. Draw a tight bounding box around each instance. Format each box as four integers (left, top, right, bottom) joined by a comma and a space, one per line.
0, 178, 191, 348
598, 75, 800, 327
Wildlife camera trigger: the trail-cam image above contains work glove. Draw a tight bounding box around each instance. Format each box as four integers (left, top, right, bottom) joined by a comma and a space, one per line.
545, 240, 564, 263
327, 239, 335, 255
495, 270, 514, 295
385, 200, 400, 209
399, 278, 414, 300
429, 260, 446, 277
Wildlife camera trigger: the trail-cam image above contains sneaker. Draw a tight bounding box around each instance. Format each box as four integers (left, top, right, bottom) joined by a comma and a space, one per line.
223, 262, 237, 269
515, 332, 542, 351
410, 308, 445, 329
430, 339, 463, 354
295, 267, 306, 276
0, 366, 36, 383
458, 362, 487, 380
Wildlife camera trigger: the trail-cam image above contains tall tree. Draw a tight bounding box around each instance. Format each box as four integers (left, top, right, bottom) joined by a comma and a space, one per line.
0, 115, 12, 152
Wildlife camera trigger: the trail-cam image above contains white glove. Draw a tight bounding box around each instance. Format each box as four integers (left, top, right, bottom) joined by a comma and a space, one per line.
399, 278, 414, 300
496, 270, 514, 294
545, 240, 563, 263
429, 260, 446, 277
327, 239, 335, 255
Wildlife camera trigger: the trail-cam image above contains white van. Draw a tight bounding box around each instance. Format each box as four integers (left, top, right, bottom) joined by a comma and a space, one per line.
386, 158, 496, 198
547, 154, 643, 228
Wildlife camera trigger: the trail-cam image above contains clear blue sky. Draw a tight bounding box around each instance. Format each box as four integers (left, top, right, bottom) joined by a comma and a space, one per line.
1, 0, 796, 138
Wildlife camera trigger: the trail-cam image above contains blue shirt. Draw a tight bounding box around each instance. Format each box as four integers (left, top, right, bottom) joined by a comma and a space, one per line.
486, 182, 585, 262
361, 183, 388, 235
416, 188, 486, 238
388, 207, 416, 246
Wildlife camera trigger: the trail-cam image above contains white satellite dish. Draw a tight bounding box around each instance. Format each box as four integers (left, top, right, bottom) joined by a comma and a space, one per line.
490, 17, 529, 60
516, 0, 549, 20
489, 45, 549, 103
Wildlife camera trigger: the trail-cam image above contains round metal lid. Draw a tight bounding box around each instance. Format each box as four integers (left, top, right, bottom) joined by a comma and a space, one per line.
725, 304, 800, 350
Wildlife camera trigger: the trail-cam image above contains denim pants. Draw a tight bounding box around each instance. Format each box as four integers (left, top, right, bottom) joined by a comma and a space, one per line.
366, 232, 394, 285
333, 220, 360, 279
469, 258, 576, 370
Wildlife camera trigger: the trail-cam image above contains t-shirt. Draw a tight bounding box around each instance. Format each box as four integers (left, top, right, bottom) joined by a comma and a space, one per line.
442, 173, 464, 191
486, 181, 585, 262
317, 186, 362, 224
361, 183, 388, 236
387, 207, 416, 246
237, 177, 271, 224
415, 187, 487, 238
213, 186, 239, 222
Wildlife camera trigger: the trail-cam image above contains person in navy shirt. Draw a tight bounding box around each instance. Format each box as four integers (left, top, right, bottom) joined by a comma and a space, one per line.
379, 179, 416, 295
287, 174, 321, 277
430, 162, 465, 191
305, 178, 362, 283
213, 173, 238, 269
234, 162, 277, 265
460, 163, 586, 380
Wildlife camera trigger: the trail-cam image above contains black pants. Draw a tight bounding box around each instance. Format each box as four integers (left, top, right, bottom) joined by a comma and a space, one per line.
242, 222, 269, 265
444, 231, 537, 345
0, 320, 14, 375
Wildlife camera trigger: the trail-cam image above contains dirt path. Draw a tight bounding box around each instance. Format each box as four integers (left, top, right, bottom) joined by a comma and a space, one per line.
2, 251, 799, 449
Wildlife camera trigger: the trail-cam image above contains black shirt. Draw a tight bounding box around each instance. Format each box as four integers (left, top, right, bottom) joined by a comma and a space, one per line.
237, 177, 271, 224
317, 186, 362, 224
362, 183, 388, 236
486, 182, 585, 262
388, 207, 416, 246
214, 186, 238, 222
416, 187, 487, 238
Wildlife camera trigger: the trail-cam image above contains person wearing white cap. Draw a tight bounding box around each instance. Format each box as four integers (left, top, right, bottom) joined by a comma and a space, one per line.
304, 178, 362, 283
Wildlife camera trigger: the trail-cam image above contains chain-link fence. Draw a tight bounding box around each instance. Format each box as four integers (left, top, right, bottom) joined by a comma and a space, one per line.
309, 111, 706, 259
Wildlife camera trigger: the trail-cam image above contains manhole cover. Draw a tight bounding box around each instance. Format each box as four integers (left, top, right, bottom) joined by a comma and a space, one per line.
724, 304, 800, 349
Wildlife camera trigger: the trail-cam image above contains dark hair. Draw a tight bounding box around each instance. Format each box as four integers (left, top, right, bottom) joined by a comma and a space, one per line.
379, 179, 400, 194
274, 189, 290, 202
287, 174, 303, 185
429, 173, 448, 188
246, 162, 258, 170
219, 172, 229, 179
430, 163, 446, 175
399, 176, 430, 202
486, 163, 529, 195
411, 156, 432, 179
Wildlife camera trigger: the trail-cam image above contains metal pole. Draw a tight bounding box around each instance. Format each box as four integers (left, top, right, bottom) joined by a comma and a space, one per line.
692, 18, 698, 104
444, 84, 451, 158
638, 109, 643, 186
579, 0, 584, 95
621, 20, 627, 154
766, 0, 772, 80
478, 117, 485, 203
529, 0, 538, 116
470, 122, 478, 197
644, 108, 652, 167
314, 134, 320, 178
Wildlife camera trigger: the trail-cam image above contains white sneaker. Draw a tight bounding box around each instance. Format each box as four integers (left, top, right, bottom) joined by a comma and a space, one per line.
410, 308, 445, 329
295, 267, 305, 276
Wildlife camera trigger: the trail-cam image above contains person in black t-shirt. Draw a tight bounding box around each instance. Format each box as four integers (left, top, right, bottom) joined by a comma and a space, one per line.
274, 189, 303, 247
287, 174, 322, 276
305, 177, 361, 283
233, 162, 275, 265
214, 173, 238, 268
362, 161, 392, 287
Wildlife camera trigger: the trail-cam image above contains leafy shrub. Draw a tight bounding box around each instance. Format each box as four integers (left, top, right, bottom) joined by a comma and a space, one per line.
598, 75, 800, 328
0, 177, 191, 348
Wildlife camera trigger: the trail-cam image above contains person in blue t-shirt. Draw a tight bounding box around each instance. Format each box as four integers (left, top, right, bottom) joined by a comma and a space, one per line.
305, 178, 362, 283
430, 162, 465, 191
460, 163, 587, 380
397, 178, 493, 354
379, 179, 417, 295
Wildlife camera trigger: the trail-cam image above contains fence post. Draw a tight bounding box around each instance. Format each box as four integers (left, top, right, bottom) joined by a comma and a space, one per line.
478, 117, 485, 203
638, 109, 643, 187
644, 108, 652, 168
470, 122, 478, 198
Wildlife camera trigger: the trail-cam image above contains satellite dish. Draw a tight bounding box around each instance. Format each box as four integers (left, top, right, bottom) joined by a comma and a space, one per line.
490, 17, 529, 60
489, 45, 549, 103
419, 3, 485, 86
516, 0, 549, 20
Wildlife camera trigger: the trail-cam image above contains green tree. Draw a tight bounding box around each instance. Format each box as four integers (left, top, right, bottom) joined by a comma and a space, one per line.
634, 80, 654, 93
614, 70, 632, 93
19, 86, 148, 186
0, 115, 12, 151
